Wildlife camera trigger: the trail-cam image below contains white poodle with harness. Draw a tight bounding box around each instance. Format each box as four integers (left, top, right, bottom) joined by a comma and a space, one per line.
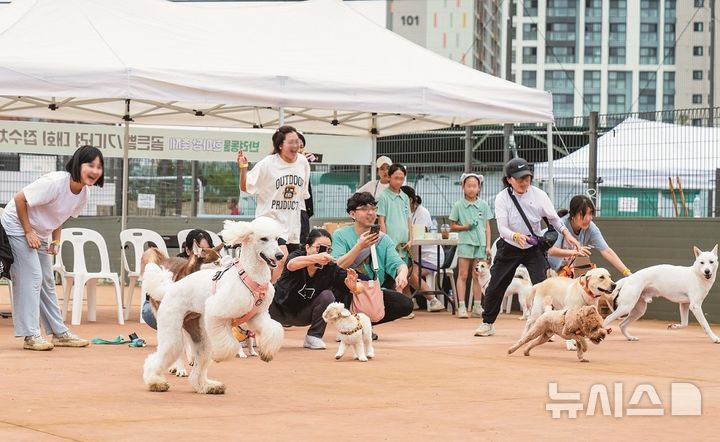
142, 217, 286, 394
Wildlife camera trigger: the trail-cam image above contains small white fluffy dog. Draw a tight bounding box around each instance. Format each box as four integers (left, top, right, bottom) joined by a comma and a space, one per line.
501, 265, 532, 319
142, 217, 285, 394
604, 245, 719, 343
523, 268, 616, 350
322, 302, 374, 362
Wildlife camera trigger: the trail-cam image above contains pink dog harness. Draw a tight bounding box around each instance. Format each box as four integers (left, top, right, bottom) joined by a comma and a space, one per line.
211, 259, 268, 326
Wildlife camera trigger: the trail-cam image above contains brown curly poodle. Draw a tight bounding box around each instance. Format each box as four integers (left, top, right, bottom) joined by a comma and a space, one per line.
508, 305, 611, 362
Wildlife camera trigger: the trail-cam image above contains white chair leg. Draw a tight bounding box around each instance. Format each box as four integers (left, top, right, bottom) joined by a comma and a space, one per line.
111, 277, 124, 325
125, 275, 138, 320
62, 278, 75, 321
87, 279, 97, 322
71, 277, 85, 325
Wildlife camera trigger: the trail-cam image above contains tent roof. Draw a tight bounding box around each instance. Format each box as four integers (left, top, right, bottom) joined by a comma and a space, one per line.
534, 118, 720, 189
0, 0, 552, 135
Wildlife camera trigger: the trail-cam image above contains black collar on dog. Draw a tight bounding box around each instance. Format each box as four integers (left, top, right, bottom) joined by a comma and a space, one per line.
339, 314, 363, 336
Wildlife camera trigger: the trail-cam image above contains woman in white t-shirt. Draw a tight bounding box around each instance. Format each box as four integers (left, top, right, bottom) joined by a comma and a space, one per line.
236, 125, 310, 282
0, 145, 103, 351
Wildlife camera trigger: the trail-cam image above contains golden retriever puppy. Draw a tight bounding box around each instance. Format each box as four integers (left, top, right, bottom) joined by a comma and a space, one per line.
508, 305, 610, 362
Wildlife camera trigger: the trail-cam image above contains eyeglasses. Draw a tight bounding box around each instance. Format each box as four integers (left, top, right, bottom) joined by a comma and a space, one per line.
353, 205, 377, 212
311, 244, 332, 253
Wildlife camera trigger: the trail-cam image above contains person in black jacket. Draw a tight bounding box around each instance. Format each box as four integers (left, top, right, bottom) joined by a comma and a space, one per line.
297, 132, 314, 245
270, 228, 358, 350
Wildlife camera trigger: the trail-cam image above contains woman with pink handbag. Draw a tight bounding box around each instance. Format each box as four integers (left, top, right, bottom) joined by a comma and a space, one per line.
331, 192, 413, 328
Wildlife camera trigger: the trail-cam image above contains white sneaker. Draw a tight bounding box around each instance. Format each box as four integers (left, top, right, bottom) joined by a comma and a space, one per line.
457, 305, 469, 319
303, 335, 326, 350
427, 297, 445, 312
24, 334, 54, 351
51, 331, 89, 347
471, 303, 484, 318
402, 312, 416, 319
474, 322, 496, 337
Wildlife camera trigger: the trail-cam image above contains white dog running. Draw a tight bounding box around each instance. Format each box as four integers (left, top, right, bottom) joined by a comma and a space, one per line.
142, 217, 286, 394
604, 245, 720, 343
501, 264, 532, 319
322, 302, 374, 362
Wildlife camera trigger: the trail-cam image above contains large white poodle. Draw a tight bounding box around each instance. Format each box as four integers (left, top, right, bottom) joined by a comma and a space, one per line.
142, 217, 286, 394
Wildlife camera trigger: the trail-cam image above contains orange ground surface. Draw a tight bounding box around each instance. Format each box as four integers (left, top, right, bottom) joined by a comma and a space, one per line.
0, 286, 718, 441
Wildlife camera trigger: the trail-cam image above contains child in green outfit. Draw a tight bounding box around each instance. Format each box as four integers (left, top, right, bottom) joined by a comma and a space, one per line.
449, 173, 493, 319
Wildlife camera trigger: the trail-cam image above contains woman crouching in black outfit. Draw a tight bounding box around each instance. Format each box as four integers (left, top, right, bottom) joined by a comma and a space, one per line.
270, 228, 359, 350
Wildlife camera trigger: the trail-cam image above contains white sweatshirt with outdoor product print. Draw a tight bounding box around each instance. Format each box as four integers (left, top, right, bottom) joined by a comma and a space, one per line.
245, 153, 310, 244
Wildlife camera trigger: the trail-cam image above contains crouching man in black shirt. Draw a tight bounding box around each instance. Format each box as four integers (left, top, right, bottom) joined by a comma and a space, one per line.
270, 228, 358, 350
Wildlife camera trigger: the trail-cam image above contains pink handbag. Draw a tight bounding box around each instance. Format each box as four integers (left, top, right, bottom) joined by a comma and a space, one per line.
351, 279, 385, 323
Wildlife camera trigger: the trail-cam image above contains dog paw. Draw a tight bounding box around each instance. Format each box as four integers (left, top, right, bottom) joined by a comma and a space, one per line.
668, 323, 686, 329
236, 351, 247, 359
579, 358, 589, 363
175, 368, 188, 377
358, 357, 368, 362
259, 353, 274, 363
523, 351, 531, 356
148, 381, 170, 392
204, 384, 226, 395
335, 354, 342, 360
626, 336, 639, 341
711, 336, 720, 344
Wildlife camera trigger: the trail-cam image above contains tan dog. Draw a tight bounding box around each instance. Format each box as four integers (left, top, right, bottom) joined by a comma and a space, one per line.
501, 264, 532, 319
523, 268, 616, 350
508, 305, 611, 362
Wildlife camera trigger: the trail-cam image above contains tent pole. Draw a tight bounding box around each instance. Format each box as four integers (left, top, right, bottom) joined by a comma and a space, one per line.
546, 123, 554, 204
464, 126, 472, 173
370, 113, 377, 181
120, 99, 130, 305
278, 107, 285, 126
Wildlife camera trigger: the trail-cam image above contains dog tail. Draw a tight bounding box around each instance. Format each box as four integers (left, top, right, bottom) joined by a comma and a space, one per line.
525, 285, 537, 311
142, 263, 174, 302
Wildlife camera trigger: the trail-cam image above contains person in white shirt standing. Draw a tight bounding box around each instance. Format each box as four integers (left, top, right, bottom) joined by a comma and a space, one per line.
357, 156, 392, 199
237, 125, 310, 282
0, 145, 102, 350
474, 158, 582, 337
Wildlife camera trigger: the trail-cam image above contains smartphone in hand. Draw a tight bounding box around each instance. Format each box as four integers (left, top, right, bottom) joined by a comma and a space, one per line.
369, 224, 380, 235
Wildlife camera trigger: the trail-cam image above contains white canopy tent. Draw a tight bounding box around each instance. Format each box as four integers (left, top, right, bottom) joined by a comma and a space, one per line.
534, 118, 720, 190
0, 0, 555, 234
0, 0, 552, 134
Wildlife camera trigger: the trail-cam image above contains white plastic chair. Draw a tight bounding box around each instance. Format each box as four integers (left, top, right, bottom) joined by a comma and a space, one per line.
177, 229, 225, 256
1, 277, 12, 316
120, 228, 167, 322
60, 228, 124, 325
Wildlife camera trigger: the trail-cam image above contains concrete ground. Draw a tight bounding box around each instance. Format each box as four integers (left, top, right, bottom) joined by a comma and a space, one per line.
0, 285, 718, 441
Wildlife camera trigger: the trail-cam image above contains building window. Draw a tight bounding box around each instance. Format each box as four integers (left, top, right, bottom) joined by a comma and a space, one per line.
665, 0, 676, 20
552, 94, 575, 117
546, 22, 576, 41
523, 23, 537, 40
693, 70, 704, 80
584, 46, 601, 64
694, 22, 704, 32
545, 70, 575, 93
692, 118, 702, 127
584, 70, 601, 91
524, 0, 538, 16
522, 47, 537, 64
609, 0, 627, 18
694, 0, 704, 7
640, 0, 659, 19
693, 46, 704, 56
609, 23, 627, 42
664, 46, 675, 64
609, 47, 626, 64
692, 94, 703, 104
640, 47, 658, 64
522, 71, 537, 88
584, 94, 600, 113
546, 45, 576, 63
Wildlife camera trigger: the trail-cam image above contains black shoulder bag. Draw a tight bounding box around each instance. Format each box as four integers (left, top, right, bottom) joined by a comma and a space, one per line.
507, 187, 558, 252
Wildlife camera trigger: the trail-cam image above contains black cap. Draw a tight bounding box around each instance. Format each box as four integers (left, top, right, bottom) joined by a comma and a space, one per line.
504, 158, 533, 179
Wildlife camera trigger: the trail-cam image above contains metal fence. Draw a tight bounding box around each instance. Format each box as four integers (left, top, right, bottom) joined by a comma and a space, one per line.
1, 107, 718, 219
